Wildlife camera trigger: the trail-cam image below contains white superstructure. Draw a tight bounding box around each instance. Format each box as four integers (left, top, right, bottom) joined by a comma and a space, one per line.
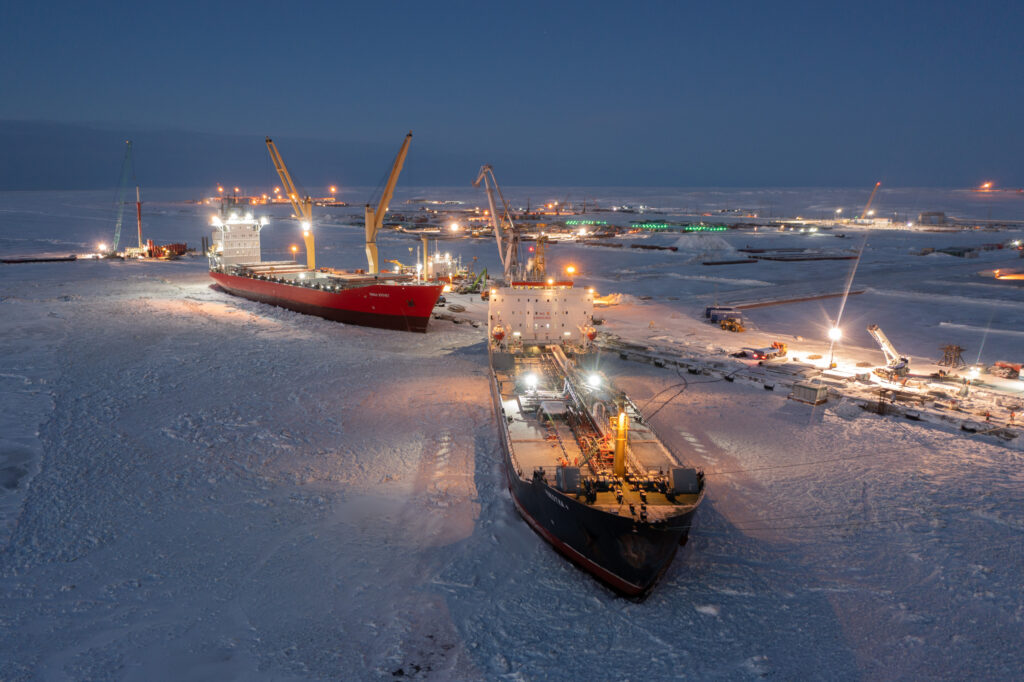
488, 283, 594, 345
211, 211, 266, 266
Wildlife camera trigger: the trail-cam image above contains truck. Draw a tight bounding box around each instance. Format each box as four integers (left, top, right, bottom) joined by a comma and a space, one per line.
739, 342, 787, 361
705, 306, 743, 323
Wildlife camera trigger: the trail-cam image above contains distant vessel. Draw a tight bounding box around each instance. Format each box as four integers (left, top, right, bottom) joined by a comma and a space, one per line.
208, 132, 444, 332
1, 255, 77, 264
487, 283, 705, 597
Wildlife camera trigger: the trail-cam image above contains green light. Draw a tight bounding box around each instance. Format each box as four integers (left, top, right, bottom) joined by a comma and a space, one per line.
684, 225, 728, 232
631, 221, 729, 232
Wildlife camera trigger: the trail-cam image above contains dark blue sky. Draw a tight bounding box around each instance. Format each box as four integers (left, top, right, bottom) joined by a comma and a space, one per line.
2, 0, 1021, 189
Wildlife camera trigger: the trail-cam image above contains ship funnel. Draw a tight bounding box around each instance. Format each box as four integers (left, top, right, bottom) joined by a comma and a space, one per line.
614, 411, 628, 478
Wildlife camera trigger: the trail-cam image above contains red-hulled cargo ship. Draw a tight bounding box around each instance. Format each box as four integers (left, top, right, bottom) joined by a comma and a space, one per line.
209, 266, 443, 333
207, 206, 443, 333
208, 131, 442, 332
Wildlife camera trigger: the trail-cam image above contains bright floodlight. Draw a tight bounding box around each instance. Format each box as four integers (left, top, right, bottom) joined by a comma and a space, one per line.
828, 327, 842, 341
301, 221, 311, 231
524, 373, 538, 389
449, 222, 460, 232
211, 216, 222, 227
566, 265, 577, 275
586, 373, 601, 388
97, 242, 106, 252
969, 366, 980, 379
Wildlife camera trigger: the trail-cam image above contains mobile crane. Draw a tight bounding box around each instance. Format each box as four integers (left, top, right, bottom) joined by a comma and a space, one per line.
866, 324, 909, 379
364, 132, 413, 274
472, 164, 521, 282
265, 137, 314, 270
860, 181, 882, 220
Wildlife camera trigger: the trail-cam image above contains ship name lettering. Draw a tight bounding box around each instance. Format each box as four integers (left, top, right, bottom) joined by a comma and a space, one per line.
369, 293, 390, 298
544, 489, 568, 510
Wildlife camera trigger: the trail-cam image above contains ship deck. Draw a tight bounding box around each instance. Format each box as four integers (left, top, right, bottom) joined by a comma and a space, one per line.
493, 347, 701, 521
226, 262, 423, 287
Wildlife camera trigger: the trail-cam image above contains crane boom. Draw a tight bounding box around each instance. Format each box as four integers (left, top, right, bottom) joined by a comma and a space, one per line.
472, 164, 519, 282
866, 324, 908, 373
265, 137, 315, 270
364, 132, 413, 274
860, 181, 882, 220
111, 140, 135, 252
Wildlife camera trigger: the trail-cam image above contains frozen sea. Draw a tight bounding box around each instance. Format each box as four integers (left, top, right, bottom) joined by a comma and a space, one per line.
1, 187, 1023, 680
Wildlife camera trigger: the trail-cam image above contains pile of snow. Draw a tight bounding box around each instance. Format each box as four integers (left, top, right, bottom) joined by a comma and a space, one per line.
672, 233, 738, 264
829, 397, 864, 420
594, 292, 641, 307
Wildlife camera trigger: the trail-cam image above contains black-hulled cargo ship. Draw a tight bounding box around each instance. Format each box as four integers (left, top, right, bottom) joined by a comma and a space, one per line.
487, 283, 705, 598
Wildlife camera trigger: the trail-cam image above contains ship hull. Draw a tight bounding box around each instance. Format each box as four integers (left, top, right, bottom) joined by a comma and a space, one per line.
488, 370, 696, 598
210, 271, 443, 333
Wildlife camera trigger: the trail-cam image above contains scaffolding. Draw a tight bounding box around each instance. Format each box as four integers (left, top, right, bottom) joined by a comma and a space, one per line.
939, 344, 966, 368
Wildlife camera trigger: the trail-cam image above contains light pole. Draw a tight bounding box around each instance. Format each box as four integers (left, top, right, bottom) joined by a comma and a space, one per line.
966, 366, 980, 397
827, 325, 842, 368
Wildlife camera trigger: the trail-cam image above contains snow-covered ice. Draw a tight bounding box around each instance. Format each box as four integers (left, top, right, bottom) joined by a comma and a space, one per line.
1, 188, 1022, 680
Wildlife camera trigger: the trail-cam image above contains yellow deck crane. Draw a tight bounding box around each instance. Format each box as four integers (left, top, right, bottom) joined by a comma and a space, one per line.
860, 181, 882, 220
364, 132, 413, 274
265, 137, 315, 270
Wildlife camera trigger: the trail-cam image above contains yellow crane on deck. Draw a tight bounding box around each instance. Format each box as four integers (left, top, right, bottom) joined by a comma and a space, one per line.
364, 132, 413, 274
265, 137, 315, 270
